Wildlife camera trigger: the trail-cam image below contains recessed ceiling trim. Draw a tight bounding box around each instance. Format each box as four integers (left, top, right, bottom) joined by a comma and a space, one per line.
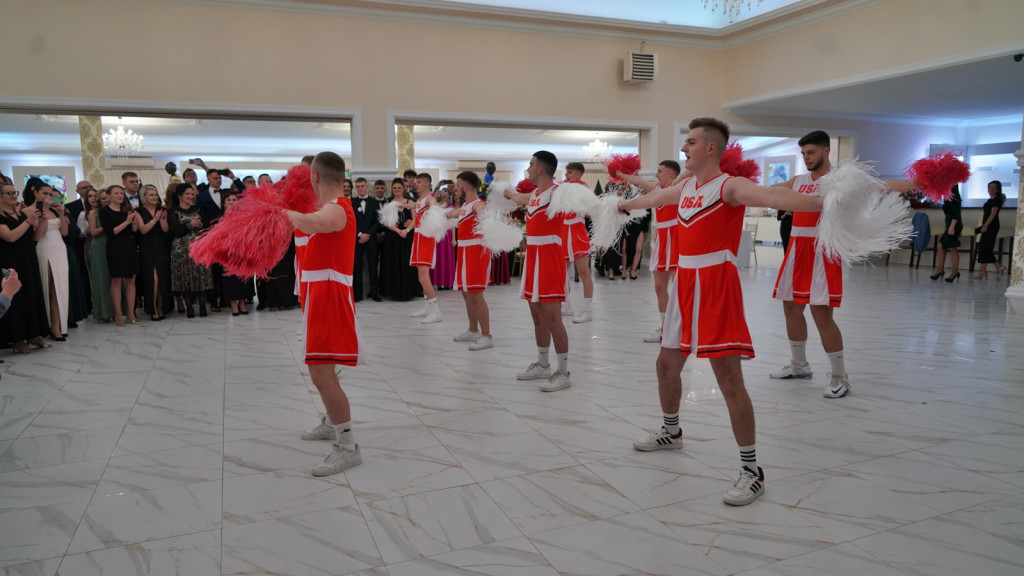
163, 0, 879, 50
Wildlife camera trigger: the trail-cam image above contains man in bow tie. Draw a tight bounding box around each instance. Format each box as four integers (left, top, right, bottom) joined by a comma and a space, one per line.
122, 172, 142, 209
351, 178, 382, 302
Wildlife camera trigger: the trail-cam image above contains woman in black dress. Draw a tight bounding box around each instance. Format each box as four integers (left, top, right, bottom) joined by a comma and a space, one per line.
99, 185, 140, 325
168, 183, 213, 318
0, 178, 51, 353
974, 180, 1006, 279
930, 185, 963, 283
218, 191, 250, 315
378, 183, 421, 301
137, 185, 172, 320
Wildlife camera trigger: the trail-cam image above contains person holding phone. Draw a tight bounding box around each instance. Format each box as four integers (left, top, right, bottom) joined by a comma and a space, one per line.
0, 178, 51, 353
100, 184, 140, 325
23, 178, 71, 341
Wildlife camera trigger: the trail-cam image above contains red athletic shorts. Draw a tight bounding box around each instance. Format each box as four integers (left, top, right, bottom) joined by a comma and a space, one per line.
773, 231, 842, 307
455, 240, 491, 293
303, 272, 359, 366
410, 232, 436, 268
662, 255, 754, 359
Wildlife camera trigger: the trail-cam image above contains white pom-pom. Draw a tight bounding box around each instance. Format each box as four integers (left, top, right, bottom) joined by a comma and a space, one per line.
589, 195, 646, 251
475, 212, 523, 253
548, 182, 600, 218
817, 160, 913, 264
483, 182, 517, 216
417, 204, 456, 241
378, 201, 400, 229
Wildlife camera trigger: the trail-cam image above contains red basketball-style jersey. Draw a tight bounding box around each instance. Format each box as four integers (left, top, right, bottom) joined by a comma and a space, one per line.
455, 198, 490, 292
520, 184, 566, 302
649, 196, 679, 272
302, 197, 359, 365
774, 172, 842, 307
411, 195, 437, 268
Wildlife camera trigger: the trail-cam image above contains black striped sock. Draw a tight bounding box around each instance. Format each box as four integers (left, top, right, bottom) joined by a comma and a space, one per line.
740, 445, 757, 472
663, 413, 681, 436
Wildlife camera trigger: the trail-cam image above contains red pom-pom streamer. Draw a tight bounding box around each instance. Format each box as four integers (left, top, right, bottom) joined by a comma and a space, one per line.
605, 153, 641, 182
905, 152, 970, 202
279, 164, 320, 213
720, 142, 762, 183
515, 178, 537, 194
189, 183, 294, 279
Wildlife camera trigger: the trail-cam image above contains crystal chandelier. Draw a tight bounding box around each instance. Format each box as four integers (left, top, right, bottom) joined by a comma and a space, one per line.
103, 118, 144, 158
582, 138, 613, 163
701, 0, 765, 22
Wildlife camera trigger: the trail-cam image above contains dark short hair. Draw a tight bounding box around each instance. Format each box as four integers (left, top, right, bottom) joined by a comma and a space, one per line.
403, 169, 418, 179
533, 150, 557, 177
243, 175, 255, 184
374, 179, 386, 187
688, 117, 729, 153
392, 178, 405, 187
206, 169, 220, 177
311, 151, 347, 185
659, 160, 681, 175
182, 168, 196, 178
798, 130, 830, 148
258, 173, 271, 181
120, 171, 138, 182
343, 179, 353, 186
457, 171, 481, 189
417, 173, 432, 184
565, 162, 585, 174
301, 155, 316, 165
354, 177, 367, 184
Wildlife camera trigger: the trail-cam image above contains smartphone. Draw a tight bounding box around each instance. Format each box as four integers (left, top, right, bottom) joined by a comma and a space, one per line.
35, 201, 43, 212
1, 269, 9, 278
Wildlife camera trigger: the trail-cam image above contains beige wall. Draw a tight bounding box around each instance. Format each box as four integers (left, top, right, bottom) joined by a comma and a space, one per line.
1, 0, 1020, 169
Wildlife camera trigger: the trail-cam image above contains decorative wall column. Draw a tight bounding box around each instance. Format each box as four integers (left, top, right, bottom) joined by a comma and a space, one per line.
78, 115, 105, 188
1004, 135, 1024, 313
396, 124, 415, 173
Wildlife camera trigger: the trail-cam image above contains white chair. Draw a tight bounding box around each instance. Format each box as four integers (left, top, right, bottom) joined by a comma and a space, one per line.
744, 221, 758, 267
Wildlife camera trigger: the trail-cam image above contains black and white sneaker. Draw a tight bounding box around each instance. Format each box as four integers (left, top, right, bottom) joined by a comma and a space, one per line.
723, 465, 765, 506
633, 426, 684, 451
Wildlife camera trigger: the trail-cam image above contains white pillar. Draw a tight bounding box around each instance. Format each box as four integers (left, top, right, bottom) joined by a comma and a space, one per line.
1004, 123, 1024, 313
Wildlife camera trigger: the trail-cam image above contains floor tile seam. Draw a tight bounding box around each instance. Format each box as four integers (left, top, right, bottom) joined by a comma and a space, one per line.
844, 528, 943, 576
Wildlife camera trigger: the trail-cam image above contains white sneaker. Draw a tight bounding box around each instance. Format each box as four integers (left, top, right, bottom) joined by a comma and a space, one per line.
468, 336, 493, 351
421, 310, 443, 324
561, 303, 574, 316
516, 362, 552, 381
411, 306, 429, 318
572, 310, 592, 323
453, 330, 480, 342
823, 373, 850, 398
642, 328, 662, 344
770, 361, 812, 379
539, 370, 571, 392
633, 426, 683, 451
300, 415, 334, 441
312, 444, 362, 476
723, 466, 765, 506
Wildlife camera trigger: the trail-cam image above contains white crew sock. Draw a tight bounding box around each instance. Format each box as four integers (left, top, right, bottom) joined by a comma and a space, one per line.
583, 297, 592, 312
334, 420, 354, 446
556, 353, 568, 374
827, 350, 845, 376
790, 340, 808, 365
663, 413, 681, 436
739, 444, 757, 472
537, 347, 550, 367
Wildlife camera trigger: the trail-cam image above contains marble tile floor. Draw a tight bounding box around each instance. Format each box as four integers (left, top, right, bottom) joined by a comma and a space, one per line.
1, 253, 1022, 575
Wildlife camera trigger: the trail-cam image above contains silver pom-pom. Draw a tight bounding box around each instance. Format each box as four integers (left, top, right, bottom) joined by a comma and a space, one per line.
416, 204, 456, 241
475, 212, 523, 253
817, 160, 913, 264
589, 195, 646, 251
484, 181, 518, 215
378, 201, 400, 229
548, 182, 600, 218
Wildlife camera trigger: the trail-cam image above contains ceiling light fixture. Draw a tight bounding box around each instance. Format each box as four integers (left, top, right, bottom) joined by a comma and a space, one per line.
700, 0, 765, 22
582, 137, 613, 163
103, 117, 144, 158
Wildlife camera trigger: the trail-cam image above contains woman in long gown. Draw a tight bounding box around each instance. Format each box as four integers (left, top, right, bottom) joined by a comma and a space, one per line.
0, 178, 51, 353
218, 191, 250, 315
378, 183, 421, 301
86, 189, 115, 323
974, 180, 1006, 279
137, 185, 172, 320
100, 185, 140, 325
260, 240, 298, 311
23, 178, 70, 341
168, 183, 213, 317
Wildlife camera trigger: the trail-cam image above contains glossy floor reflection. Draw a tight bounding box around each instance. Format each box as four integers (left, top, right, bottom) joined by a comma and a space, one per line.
2, 249, 1022, 576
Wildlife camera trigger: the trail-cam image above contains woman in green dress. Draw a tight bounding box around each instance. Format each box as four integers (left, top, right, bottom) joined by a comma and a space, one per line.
86, 188, 115, 322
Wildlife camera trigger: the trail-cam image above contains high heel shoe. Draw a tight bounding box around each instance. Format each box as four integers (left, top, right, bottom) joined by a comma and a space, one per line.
929, 271, 945, 281
945, 272, 961, 283
186, 306, 195, 319
629, 270, 638, 280
199, 304, 208, 318
974, 272, 985, 280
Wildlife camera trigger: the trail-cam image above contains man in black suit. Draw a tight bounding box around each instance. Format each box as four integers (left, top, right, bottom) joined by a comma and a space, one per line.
122, 172, 142, 209
196, 169, 228, 311
351, 178, 382, 302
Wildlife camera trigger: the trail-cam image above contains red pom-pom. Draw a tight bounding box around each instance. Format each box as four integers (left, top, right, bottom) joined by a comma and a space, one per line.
280, 164, 320, 213
189, 184, 294, 279
719, 142, 762, 183
906, 152, 970, 202
515, 178, 536, 194
605, 153, 641, 182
